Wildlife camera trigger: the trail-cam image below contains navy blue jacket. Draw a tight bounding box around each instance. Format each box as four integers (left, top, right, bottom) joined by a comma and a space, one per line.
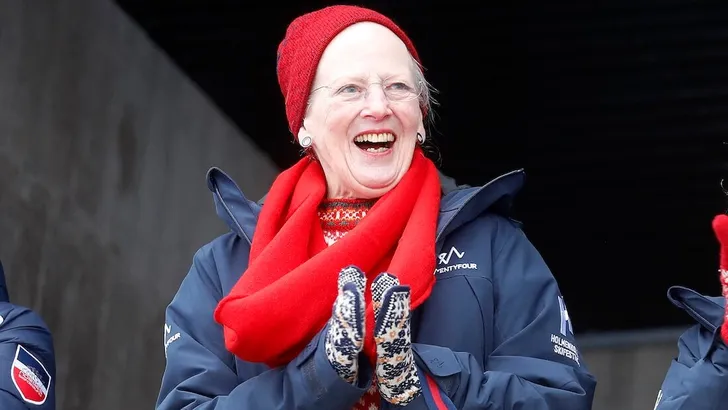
654, 286, 728, 409
0, 261, 55, 409
156, 167, 597, 409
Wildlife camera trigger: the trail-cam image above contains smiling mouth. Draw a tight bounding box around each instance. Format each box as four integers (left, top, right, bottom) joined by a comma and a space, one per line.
353, 132, 396, 153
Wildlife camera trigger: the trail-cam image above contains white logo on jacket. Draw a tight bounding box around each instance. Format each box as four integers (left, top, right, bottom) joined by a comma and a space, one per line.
435, 246, 477, 274
558, 296, 574, 336
551, 296, 580, 365
164, 323, 181, 358
438, 247, 464, 265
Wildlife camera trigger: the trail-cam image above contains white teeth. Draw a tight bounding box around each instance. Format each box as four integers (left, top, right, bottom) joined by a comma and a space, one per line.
365, 147, 388, 153
353, 133, 395, 143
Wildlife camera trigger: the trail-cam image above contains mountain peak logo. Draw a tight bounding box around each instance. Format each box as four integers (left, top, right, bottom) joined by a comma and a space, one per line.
435, 246, 477, 274
438, 247, 464, 265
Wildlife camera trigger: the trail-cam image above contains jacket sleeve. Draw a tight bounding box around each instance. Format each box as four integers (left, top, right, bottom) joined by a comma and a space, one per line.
0, 303, 56, 410
155, 244, 373, 410
411, 218, 596, 409
654, 324, 728, 409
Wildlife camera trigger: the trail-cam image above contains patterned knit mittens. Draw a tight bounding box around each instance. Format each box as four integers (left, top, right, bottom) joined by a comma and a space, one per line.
371, 272, 422, 405
324, 266, 422, 405
325, 266, 366, 384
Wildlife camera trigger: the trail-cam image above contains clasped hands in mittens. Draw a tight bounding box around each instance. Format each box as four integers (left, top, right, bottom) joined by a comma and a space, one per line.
324, 265, 422, 405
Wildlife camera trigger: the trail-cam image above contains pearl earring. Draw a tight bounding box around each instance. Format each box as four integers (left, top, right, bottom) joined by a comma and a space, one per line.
416, 132, 425, 144
300, 135, 312, 148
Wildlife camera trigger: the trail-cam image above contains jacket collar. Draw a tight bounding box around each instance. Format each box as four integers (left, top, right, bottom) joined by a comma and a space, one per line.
434, 169, 524, 247
206, 166, 526, 247
667, 286, 725, 333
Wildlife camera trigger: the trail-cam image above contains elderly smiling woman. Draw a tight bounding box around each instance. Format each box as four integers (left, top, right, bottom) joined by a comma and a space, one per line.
155, 5, 596, 410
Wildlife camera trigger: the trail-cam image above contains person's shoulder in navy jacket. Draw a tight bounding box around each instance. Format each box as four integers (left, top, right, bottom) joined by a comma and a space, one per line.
654, 287, 728, 409
655, 215, 728, 409
0, 260, 55, 409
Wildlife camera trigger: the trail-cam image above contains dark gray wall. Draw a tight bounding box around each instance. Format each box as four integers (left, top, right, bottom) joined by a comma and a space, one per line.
580, 328, 683, 410
0, 1, 278, 409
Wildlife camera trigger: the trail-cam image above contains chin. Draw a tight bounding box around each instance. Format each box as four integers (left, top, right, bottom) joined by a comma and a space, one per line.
339, 147, 416, 198
352, 172, 402, 195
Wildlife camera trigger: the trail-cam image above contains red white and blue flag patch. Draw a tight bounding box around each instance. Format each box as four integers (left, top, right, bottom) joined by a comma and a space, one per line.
11, 345, 51, 405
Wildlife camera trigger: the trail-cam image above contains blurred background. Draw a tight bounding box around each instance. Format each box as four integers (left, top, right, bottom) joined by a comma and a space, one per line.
1, 0, 727, 408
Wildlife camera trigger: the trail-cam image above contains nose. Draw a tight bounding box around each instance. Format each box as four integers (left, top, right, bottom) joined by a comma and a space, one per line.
360, 85, 392, 120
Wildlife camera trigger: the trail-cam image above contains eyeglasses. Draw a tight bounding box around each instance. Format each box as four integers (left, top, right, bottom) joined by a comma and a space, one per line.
311, 80, 423, 104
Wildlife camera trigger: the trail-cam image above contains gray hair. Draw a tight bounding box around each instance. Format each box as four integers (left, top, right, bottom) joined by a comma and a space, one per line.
412, 56, 439, 127
411, 56, 442, 165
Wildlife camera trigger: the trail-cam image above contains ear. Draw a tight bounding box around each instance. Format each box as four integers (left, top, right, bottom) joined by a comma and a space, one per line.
297, 127, 308, 145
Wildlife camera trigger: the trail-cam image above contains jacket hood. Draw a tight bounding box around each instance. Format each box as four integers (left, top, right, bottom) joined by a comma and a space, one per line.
206, 166, 526, 249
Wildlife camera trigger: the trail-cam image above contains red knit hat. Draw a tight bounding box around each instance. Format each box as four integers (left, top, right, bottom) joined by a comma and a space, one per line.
276, 5, 422, 135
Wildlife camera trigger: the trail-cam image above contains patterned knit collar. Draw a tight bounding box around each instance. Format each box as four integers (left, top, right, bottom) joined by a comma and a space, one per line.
318, 198, 377, 245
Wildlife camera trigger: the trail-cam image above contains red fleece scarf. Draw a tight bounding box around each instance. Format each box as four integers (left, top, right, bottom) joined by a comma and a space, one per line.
214, 149, 442, 367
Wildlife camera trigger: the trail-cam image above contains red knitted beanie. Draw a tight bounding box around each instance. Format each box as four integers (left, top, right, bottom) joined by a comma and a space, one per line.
276, 5, 422, 135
